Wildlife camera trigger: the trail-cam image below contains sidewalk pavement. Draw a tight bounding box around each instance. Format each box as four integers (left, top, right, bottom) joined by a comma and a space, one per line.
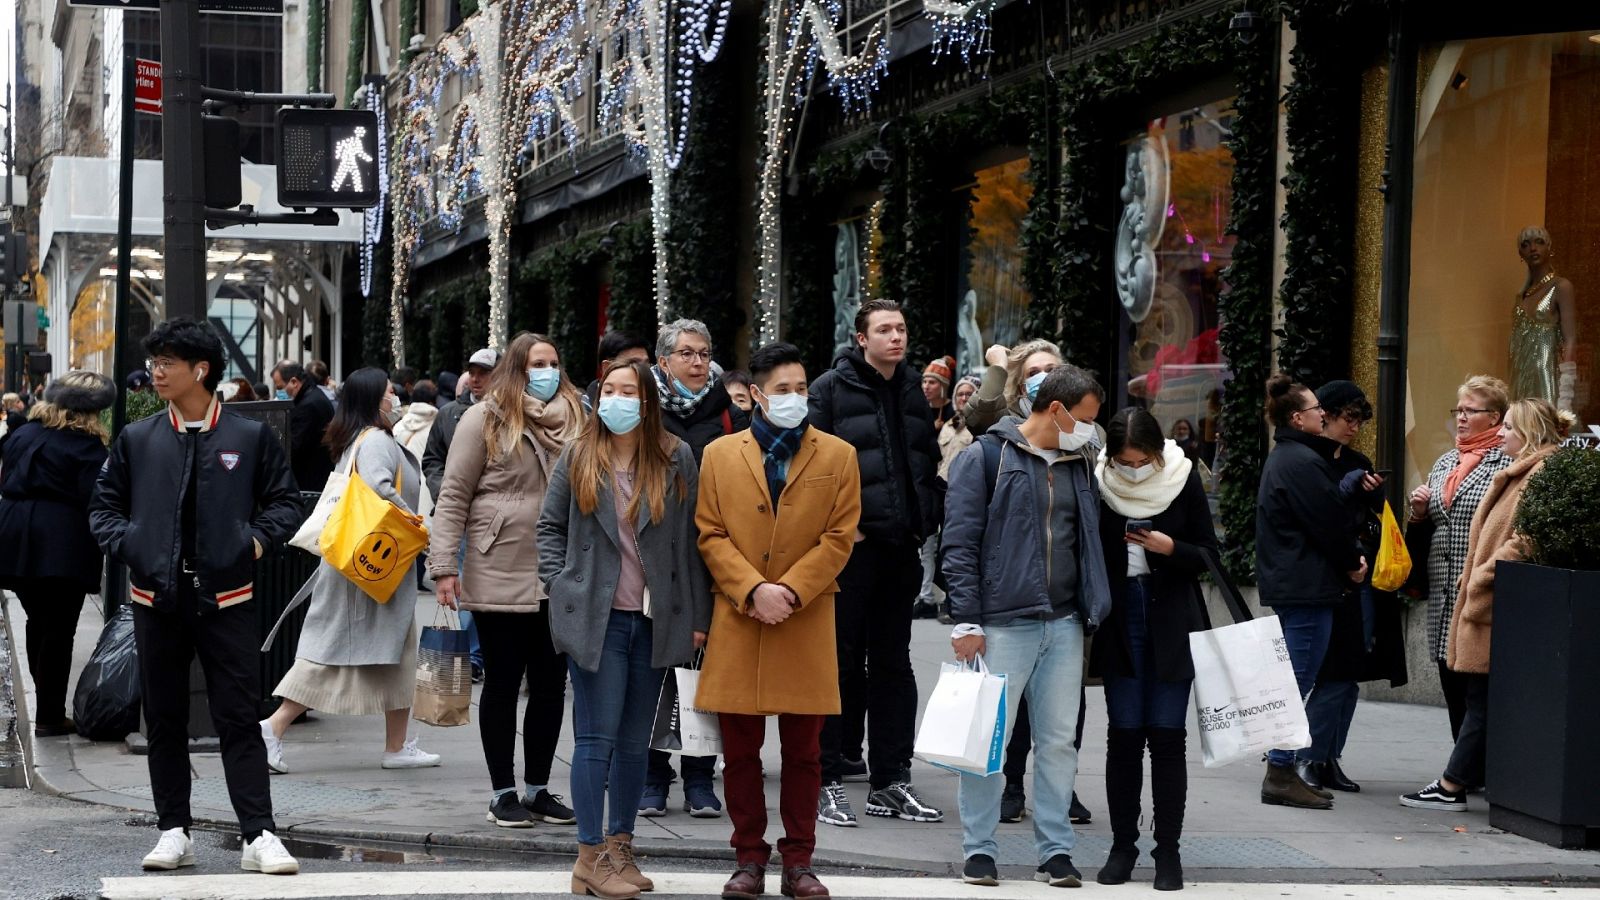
6, 589, 1598, 884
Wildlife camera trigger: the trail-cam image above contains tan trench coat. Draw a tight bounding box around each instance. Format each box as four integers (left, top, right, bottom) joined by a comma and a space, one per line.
427, 392, 581, 613
693, 427, 861, 715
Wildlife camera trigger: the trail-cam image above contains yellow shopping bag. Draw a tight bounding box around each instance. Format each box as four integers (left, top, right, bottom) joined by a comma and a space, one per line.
1370, 500, 1412, 592
319, 437, 428, 604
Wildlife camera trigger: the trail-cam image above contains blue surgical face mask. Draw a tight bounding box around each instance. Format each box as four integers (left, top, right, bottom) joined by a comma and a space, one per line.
274, 389, 290, 401
597, 396, 642, 434
1024, 371, 1048, 401
526, 367, 561, 402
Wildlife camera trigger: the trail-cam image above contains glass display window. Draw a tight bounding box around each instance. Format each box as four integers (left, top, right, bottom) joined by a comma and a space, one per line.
1110, 97, 1239, 519
1405, 32, 1600, 488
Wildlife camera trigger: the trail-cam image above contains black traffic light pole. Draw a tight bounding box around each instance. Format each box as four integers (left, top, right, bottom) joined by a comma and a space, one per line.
104, 52, 138, 619
160, 0, 208, 321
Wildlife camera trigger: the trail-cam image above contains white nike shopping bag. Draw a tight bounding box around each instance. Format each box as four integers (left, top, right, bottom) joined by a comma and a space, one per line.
913, 656, 1007, 776
1189, 615, 1311, 768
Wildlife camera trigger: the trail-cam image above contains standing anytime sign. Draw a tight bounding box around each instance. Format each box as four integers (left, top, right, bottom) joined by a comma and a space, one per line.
134, 59, 162, 116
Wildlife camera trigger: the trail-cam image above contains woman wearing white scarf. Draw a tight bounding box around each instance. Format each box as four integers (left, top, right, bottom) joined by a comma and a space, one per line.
1089, 408, 1218, 892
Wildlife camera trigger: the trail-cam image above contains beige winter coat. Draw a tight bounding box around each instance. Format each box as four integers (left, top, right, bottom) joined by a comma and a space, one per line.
427, 392, 582, 612
1445, 444, 1556, 675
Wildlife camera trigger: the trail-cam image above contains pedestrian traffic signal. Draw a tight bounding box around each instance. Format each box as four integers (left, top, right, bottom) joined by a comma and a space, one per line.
0, 233, 27, 285
274, 109, 381, 209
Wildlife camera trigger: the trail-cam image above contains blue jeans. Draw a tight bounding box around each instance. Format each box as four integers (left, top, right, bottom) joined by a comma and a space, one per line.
1304, 680, 1359, 762
1103, 578, 1193, 730
958, 615, 1084, 863
568, 610, 658, 846
1266, 605, 1334, 768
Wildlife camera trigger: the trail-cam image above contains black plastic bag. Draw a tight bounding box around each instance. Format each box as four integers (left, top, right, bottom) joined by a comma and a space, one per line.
72, 604, 141, 741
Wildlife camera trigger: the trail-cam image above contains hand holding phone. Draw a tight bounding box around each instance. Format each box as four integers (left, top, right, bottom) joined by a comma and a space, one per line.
1125, 519, 1154, 533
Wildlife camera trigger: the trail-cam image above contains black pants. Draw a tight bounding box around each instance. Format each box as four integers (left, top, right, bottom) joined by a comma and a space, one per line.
132, 594, 274, 840
1003, 685, 1088, 786
12, 579, 86, 726
1437, 660, 1470, 742
1443, 672, 1488, 789
820, 539, 920, 790
474, 608, 567, 792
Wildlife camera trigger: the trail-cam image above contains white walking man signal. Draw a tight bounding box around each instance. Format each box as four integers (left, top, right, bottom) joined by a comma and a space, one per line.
331, 127, 373, 193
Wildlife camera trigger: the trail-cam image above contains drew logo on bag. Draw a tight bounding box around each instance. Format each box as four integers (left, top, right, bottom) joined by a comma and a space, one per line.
355, 532, 401, 581
218, 451, 241, 471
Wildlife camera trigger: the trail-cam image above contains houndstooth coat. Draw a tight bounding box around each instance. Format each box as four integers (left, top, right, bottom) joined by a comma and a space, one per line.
1416, 447, 1510, 663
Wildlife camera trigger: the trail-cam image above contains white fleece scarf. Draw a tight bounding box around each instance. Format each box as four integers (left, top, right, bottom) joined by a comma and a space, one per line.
1095, 439, 1192, 518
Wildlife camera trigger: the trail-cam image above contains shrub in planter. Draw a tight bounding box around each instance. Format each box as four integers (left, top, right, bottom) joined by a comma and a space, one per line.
1514, 446, 1600, 571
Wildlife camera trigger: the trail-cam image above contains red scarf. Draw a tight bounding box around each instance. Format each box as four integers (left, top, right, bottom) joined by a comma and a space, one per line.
1442, 427, 1503, 508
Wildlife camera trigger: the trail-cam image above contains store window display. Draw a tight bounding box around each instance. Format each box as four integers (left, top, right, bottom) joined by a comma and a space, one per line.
1406, 32, 1600, 489
1110, 98, 1238, 522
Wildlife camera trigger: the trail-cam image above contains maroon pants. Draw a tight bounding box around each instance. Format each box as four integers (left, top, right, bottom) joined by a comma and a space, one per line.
719, 712, 825, 869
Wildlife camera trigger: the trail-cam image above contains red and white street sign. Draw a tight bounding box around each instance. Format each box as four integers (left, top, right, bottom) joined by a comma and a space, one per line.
134, 59, 162, 115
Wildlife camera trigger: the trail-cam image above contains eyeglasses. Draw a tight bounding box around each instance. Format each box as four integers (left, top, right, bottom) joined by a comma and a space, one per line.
146, 357, 184, 373
1297, 404, 1323, 414
1450, 407, 1494, 418
671, 349, 712, 364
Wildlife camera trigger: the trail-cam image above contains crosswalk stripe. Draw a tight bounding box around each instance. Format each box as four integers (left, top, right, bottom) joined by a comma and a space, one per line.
98, 871, 1571, 900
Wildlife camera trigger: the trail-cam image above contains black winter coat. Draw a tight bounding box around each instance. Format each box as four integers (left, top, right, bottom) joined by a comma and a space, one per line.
1254, 428, 1362, 608
88, 399, 303, 613
807, 348, 942, 545
1317, 444, 1409, 687
288, 383, 335, 492
0, 422, 109, 592
421, 393, 474, 500
661, 381, 750, 466
1090, 469, 1217, 683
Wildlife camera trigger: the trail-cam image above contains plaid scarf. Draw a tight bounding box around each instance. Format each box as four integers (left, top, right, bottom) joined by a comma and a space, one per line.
750, 409, 807, 507
652, 365, 718, 418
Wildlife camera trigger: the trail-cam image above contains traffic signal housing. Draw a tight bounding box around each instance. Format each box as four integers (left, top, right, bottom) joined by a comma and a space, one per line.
275, 108, 381, 209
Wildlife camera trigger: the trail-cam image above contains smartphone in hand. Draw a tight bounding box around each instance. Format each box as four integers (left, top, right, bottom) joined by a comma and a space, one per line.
1125, 518, 1154, 533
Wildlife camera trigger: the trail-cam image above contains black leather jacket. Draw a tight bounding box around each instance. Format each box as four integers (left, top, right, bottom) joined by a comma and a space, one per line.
89, 397, 303, 613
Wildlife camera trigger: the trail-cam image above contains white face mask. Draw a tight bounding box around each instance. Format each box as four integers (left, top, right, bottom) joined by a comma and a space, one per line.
760, 389, 809, 430
1056, 410, 1097, 451
1114, 460, 1156, 483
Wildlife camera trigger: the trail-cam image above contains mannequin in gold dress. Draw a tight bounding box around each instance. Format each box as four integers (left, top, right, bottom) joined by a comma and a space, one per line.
1509, 226, 1577, 410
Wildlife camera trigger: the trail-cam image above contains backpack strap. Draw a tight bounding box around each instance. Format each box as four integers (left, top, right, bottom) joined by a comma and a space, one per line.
978, 433, 1003, 501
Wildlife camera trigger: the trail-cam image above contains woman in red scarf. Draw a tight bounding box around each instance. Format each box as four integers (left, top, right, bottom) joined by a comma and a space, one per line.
1405, 375, 1510, 757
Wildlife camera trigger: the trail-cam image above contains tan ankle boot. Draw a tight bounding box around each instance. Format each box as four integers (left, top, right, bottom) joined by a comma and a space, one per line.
571, 842, 641, 899
606, 833, 654, 892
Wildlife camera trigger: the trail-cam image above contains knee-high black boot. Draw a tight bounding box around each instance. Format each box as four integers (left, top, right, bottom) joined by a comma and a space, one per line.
1147, 727, 1188, 891
1096, 727, 1146, 885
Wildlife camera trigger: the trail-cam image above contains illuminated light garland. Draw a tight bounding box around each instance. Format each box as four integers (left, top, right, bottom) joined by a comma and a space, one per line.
360, 83, 389, 300
924, 0, 998, 65
789, 0, 889, 113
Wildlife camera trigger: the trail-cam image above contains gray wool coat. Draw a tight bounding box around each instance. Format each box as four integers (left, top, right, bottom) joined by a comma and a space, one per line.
535, 439, 712, 674
292, 428, 423, 666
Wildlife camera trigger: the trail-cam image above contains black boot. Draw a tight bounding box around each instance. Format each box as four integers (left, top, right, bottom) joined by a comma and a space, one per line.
1147, 728, 1187, 891
1096, 727, 1145, 885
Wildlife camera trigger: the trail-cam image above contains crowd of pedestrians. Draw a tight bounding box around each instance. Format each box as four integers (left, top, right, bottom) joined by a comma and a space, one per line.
0, 299, 1578, 893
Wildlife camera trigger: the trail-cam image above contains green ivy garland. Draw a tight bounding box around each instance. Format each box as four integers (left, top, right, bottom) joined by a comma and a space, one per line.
606, 219, 659, 345
306, 0, 325, 93
345, 0, 370, 107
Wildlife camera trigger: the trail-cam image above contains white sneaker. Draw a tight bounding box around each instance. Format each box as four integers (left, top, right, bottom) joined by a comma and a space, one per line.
261, 720, 288, 774
241, 830, 300, 875
381, 737, 442, 769
141, 827, 196, 870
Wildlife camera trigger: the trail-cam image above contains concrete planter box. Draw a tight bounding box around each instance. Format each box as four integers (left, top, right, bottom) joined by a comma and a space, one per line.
1486, 560, 1600, 849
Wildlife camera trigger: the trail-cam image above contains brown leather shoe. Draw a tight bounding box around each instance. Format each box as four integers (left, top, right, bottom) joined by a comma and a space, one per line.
1260, 762, 1332, 810
722, 863, 765, 899
605, 833, 653, 892
781, 866, 830, 899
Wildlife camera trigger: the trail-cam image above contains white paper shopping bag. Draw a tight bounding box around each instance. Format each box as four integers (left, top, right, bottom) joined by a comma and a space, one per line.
650, 666, 723, 757
1189, 615, 1311, 768
914, 657, 1007, 776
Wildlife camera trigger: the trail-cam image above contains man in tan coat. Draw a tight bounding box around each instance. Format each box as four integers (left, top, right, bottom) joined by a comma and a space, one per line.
695, 341, 862, 900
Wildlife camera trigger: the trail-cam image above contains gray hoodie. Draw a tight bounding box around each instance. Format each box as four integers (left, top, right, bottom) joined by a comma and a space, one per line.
939, 417, 1112, 631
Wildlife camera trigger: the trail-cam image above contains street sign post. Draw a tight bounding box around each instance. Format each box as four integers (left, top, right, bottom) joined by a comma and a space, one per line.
134, 59, 162, 115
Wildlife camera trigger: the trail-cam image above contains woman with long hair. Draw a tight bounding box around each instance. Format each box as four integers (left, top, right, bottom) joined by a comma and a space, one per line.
1254, 374, 1367, 811
430, 333, 584, 828
1401, 398, 1571, 812
962, 339, 1064, 436
261, 367, 441, 772
537, 359, 710, 900
1091, 408, 1217, 891
0, 371, 115, 736
1405, 375, 1512, 749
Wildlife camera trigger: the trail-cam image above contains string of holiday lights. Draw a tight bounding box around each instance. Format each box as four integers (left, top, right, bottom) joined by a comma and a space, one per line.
924, 0, 998, 65
360, 83, 389, 300
789, 0, 889, 113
